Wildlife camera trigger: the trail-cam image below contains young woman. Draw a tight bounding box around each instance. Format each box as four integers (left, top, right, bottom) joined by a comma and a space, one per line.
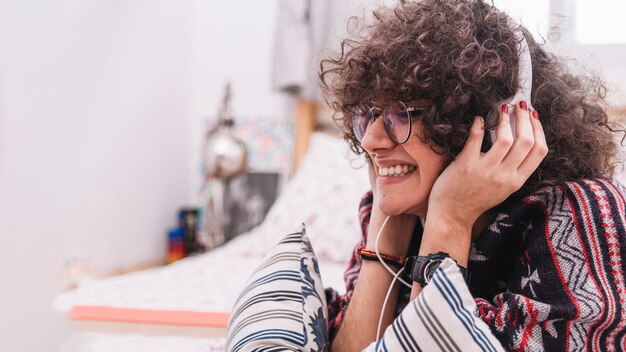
321, 0, 626, 350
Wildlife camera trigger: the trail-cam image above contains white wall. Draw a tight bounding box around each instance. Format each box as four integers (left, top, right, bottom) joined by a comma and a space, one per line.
0, 1, 283, 351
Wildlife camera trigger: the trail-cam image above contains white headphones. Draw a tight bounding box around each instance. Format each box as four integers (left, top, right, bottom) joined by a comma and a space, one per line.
488, 27, 534, 142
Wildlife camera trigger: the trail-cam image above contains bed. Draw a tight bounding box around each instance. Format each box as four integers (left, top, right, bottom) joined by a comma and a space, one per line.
55, 114, 371, 351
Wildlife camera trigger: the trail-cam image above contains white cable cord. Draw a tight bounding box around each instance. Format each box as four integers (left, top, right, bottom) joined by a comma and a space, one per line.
376, 267, 404, 341
374, 216, 413, 288
373, 215, 415, 341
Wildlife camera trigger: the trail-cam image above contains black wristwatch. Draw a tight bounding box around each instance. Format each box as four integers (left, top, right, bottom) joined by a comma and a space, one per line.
404, 252, 468, 287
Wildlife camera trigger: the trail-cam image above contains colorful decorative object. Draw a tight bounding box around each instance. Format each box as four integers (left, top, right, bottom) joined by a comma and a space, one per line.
167, 227, 185, 264
231, 116, 293, 172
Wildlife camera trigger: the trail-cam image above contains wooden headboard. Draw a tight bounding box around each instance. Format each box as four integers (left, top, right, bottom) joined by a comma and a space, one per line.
293, 100, 317, 171
292, 99, 341, 171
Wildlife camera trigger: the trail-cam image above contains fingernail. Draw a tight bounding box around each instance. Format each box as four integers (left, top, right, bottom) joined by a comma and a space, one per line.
519, 100, 528, 111
500, 104, 509, 114
532, 110, 539, 119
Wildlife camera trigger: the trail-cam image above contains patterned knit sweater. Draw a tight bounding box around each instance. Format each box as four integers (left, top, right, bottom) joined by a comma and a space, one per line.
325, 178, 626, 351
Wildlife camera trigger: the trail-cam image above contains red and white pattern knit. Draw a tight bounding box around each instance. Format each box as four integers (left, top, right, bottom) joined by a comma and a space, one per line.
325, 178, 626, 351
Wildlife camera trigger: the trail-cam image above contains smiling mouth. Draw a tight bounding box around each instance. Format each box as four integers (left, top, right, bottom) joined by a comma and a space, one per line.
378, 164, 416, 177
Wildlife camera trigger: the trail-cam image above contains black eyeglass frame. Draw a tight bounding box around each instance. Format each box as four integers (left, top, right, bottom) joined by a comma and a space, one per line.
351, 101, 426, 145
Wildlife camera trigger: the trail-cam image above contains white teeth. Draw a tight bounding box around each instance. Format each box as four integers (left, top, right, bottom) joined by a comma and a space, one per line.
378, 164, 416, 177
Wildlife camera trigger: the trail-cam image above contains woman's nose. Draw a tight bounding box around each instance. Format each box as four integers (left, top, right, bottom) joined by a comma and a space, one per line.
360, 116, 395, 154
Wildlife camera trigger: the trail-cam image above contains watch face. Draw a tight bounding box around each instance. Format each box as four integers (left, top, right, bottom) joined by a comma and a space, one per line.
423, 259, 443, 284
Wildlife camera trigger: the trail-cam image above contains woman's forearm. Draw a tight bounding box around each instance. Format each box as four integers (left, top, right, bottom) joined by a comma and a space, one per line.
331, 211, 415, 351
410, 212, 473, 299
330, 260, 403, 351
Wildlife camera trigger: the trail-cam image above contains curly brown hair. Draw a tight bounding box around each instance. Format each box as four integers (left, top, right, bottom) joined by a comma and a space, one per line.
320, 0, 618, 198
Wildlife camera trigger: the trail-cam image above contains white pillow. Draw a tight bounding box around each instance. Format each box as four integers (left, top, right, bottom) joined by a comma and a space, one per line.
255, 133, 370, 263
225, 225, 329, 351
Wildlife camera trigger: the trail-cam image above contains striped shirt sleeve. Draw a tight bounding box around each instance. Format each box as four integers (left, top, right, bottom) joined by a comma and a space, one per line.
364, 258, 505, 352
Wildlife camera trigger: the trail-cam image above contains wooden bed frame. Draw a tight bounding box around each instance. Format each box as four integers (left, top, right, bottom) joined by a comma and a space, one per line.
293, 99, 341, 171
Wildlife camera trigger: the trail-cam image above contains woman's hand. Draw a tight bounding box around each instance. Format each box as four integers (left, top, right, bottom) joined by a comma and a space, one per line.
428, 102, 548, 230
415, 102, 547, 275
410, 102, 547, 300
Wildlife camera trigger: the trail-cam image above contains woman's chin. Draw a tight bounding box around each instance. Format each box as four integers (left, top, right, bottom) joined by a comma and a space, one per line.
378, 202, 407, 217
378, 198, 425, 217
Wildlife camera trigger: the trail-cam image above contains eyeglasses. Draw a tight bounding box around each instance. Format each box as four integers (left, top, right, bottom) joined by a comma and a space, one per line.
351, 101, 426, 144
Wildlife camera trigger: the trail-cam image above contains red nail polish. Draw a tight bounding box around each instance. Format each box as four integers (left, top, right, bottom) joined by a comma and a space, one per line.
519, 100, 528, 111
532, 110, 539, 119
500, 104, 509, 114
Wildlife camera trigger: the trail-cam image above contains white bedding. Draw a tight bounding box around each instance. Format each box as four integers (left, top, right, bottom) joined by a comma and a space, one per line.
55, 232, 350, 313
